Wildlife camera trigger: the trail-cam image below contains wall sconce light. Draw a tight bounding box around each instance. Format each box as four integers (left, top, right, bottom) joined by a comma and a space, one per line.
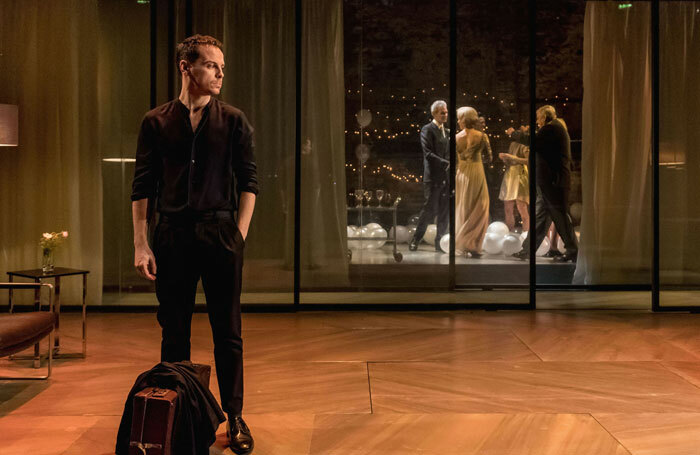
0, 104, 19, 146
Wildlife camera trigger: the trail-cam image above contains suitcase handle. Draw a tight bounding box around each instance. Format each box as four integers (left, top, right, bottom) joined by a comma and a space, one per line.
150, 388, 169, 398
129, 441, 164, 454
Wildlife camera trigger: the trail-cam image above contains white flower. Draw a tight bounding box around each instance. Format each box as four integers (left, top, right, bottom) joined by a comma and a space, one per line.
43, 233, 52, 239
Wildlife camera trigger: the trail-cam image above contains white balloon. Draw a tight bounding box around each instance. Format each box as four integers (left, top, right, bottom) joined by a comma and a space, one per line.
390, 225, 410, 244
347, 226, 361, 249
423, 224, 438, 245
356, 109, 373, 127
351, 226, 370, 250
536, 237, 551, 256
487, 221, 510, 237
557, 236, 565, 253
439, 234, 450, 253
520, 231, 528, 243
366, 227, 387, 249
365, 222, 382, 231
482, 232, 504, 255
500, 233, 522, 256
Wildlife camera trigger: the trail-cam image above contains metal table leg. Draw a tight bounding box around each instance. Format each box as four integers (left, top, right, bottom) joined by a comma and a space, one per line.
82, 273, 87, 357
53, 276, 61, 355
33, 278, 41, 368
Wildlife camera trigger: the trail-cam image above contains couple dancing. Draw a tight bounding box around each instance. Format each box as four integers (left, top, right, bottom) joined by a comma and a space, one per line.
409, 101, 491, 257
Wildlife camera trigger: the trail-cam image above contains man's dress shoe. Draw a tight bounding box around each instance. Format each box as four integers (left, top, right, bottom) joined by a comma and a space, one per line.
228, 416, 254, 455
542, 249, 563, 258
512, 249, 529, 261
552, 252, 577, 263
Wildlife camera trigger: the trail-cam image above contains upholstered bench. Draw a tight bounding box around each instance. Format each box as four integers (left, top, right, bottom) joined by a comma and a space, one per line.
0, 283, 56, 379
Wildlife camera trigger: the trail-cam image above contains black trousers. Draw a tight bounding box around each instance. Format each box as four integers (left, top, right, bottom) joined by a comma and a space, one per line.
413, 181, 449, 248
522, 184, 578, 255
153, 213, 245, 416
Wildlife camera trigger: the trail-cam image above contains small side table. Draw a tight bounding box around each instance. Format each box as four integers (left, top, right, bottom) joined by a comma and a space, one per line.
7, 267, 88, 359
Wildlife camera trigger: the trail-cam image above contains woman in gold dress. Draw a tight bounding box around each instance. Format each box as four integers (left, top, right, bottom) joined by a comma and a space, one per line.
498, 141, 530, 232
455, 106, 491, 257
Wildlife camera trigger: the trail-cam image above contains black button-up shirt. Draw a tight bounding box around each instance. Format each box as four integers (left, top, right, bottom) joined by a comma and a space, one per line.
131, 98, 258, 213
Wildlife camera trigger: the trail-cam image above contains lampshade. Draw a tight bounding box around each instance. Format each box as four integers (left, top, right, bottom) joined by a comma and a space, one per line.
0, 104, 19, 146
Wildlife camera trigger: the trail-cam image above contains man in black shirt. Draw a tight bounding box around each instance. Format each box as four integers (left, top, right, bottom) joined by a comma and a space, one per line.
507, 105, 578, 263
131, 35, 257, 454
409, 100, 450, 252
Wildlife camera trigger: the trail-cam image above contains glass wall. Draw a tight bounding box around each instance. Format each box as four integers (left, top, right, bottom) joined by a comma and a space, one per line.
299, 0, 454, 305
659, 1, 700, 308
99, 0, 153, 305
534, 1, 654, 309
35, 0, 693, 310
191, 0, 296, 305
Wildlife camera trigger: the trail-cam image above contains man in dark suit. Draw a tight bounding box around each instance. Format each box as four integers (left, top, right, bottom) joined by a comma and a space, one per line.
409, 100, 450, 251
507, 105, 578, 262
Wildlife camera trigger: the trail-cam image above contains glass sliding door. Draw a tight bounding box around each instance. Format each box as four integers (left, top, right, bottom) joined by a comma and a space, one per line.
659, 1, 700, 310
537, 0, 652, 309
300, 0, 454, 304
191, 0, 296, 305
99, 0, 154, 306
452, 0, 530, 305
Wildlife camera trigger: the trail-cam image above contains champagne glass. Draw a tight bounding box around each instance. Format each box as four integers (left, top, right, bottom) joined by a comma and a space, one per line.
363, 190, 372, 207
376, 189, 385, 206
347, 191, 356, 207
382, 192, 392, 207
354, 189, 364, 207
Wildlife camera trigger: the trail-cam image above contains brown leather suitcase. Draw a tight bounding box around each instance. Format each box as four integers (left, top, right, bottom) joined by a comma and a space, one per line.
129, 387, 177, 455
128, 364, 211, 455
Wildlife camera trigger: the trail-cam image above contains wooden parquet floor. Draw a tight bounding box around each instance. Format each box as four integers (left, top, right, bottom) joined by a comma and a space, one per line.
2, 310, 700, 454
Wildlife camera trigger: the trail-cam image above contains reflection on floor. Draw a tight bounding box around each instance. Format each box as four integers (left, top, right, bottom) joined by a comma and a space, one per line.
2, 310, 700, 454
101, 290, 657, 309
349, 244, 576, 286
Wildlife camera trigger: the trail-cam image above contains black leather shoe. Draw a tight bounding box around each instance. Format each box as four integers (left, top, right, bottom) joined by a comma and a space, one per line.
552, 252, 577, 263
228, 416, 254, 455
542, 249, 563, 258
408, 239, 419, 251
512, 249, 529, 260
468, 250, 482, 258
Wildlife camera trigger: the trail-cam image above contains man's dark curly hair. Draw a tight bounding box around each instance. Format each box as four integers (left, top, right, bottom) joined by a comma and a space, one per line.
175, 34, 223, 68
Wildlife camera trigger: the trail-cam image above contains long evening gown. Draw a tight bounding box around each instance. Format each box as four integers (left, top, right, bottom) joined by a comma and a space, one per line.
455, 131, 490, 253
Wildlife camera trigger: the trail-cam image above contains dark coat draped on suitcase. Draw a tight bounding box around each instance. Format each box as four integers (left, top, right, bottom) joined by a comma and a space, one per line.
116, 361, 226, 455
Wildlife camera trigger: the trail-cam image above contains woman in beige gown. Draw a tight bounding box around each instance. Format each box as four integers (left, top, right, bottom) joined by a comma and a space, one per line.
455, 106, 491, 257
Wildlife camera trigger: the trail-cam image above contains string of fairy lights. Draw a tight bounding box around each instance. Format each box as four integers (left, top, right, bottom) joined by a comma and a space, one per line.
345, 83, 576, 184
345, 163, 421, 183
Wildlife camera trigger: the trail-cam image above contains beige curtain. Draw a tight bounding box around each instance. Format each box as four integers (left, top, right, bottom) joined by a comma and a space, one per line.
189, 0, 296, 293
659, 1, 700, 285
300, 0, 349, 288
573, 2, 652, 285
0, 0, 103, 304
